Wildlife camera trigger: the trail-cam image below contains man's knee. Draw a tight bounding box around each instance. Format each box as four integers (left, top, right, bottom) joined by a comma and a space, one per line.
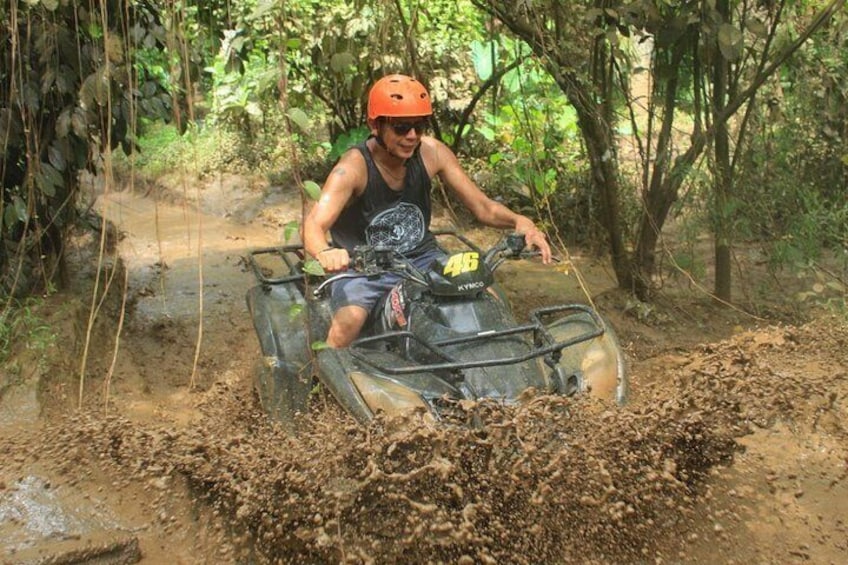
327, 305, 369, 348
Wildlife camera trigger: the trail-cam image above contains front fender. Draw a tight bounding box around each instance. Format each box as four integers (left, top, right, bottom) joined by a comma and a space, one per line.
246, 283, 313, 425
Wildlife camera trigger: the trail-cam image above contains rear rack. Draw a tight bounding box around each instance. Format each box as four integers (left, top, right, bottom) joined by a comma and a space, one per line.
349, 304, 604, 375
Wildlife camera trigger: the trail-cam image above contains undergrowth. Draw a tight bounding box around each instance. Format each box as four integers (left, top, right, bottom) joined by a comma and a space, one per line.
0, 297, 57, 381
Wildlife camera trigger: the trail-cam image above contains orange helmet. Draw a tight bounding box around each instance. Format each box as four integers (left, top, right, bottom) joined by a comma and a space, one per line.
367, 74, 432, 120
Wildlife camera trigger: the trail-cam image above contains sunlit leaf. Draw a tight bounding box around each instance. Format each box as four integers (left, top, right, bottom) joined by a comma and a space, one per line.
471, 40, 496, 81
311, 340, 330, 351
287, 107, 310, 132
250, 0, 276, 20
330, 52, 356, 73
718, 24, 743, 62
476, 125, 495, 141
302, 180, 322, 201
80, 73, 97, 109
246, 101, 262, 117
745, 18, 767, 37
283, 221, 299, 243
288, 303, 304, 321
302, 259, 325, 276
71, 108, 87, 138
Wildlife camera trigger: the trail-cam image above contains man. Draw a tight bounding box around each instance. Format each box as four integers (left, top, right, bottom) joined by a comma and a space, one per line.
303, 74, 551, 348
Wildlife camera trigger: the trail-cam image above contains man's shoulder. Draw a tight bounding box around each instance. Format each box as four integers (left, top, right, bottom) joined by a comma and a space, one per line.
339, 143, 369, 165
326, 146, 368, 196
419, 136, 451, 167
419, 136, 461, 177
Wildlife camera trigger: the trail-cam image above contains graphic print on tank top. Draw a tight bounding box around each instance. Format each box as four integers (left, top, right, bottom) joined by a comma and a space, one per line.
365, 202, 425, 253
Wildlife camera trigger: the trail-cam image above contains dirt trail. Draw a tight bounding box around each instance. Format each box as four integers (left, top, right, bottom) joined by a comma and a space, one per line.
1, 181, 847, 564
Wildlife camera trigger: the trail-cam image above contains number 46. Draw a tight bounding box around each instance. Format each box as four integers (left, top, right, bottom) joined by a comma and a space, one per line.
443, 252, 479, 277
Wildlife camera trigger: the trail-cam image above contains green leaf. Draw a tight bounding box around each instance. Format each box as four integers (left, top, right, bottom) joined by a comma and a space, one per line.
329, 126, 369, 160
288, 303, 304, 321
287, 107, 310, 132
330, 52, 356, 73
36, 164, 63, 197
13, 196, 28, 223
246, 101, 262, 117
249, 0, 276, 20
283, 220, 299, 243
48, 145, 66, 171
71, 108, 88, 138
745, 18, 767, 37
302, 180, 322, 201
311, 340, 330, 351
476, 125, 495, 141
717, 24, 743, 62
36, 172, 56, 197
302, 259, 325, 276
471, 40, 496, 81
80, 73, 97, 109
4, 203, 19, 230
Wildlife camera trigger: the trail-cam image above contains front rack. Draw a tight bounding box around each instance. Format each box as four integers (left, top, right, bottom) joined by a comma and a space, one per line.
348, 304, 604, 375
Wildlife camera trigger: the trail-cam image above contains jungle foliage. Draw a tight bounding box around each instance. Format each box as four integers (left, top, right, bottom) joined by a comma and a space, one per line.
1, 0, 846, 308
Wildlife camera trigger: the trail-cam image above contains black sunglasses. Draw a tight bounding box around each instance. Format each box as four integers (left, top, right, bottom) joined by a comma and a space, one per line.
386, 119, 430, 136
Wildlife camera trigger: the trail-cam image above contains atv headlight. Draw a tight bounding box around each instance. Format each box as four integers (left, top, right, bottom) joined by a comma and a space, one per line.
349, 371, 429, 417
580, 336, 623, 401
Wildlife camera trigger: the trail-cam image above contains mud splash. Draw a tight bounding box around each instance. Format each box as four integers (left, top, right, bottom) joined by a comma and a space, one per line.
13, 394, 734, 564
10, 317, 845, 564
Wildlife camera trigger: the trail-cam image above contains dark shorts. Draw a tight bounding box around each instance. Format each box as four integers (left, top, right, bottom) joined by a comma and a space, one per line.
330, 248, 445, 313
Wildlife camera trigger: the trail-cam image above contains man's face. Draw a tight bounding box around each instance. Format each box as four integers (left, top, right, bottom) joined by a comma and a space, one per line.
374, 116, 430, 158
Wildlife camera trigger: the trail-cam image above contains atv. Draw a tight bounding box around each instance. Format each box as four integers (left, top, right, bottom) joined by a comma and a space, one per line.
246, 231, 628, 426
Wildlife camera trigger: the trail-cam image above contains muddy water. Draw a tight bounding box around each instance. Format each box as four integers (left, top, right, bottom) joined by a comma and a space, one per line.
97, 190, 290, 323
2, 185, 847, 564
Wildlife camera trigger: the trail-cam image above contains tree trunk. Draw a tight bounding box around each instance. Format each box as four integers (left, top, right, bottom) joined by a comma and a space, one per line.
713, 0, 733, 302
635, 44, 686, 287
576, 103, 640, 295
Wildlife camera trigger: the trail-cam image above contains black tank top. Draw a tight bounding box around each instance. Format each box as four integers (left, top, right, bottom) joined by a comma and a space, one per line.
330, 139, 436, 257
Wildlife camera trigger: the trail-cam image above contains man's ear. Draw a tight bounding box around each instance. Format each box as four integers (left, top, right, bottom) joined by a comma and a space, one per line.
367, 117, 380, 136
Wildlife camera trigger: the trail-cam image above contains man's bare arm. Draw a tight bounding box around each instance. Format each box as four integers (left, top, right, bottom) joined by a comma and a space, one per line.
424, 138, 552, 263
302, 151, 365, 270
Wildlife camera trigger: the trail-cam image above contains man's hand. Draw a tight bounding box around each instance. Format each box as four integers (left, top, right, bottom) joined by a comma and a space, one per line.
316, 247, 351, 273
514, 218, 552, 264
524, 229, 552, 264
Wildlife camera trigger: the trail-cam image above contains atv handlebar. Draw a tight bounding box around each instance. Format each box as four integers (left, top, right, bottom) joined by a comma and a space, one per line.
312, 231, 551, 299
242, 231, 555, 298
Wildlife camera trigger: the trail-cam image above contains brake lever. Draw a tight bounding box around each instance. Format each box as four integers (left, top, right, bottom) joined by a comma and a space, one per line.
519, 250, 562, 263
